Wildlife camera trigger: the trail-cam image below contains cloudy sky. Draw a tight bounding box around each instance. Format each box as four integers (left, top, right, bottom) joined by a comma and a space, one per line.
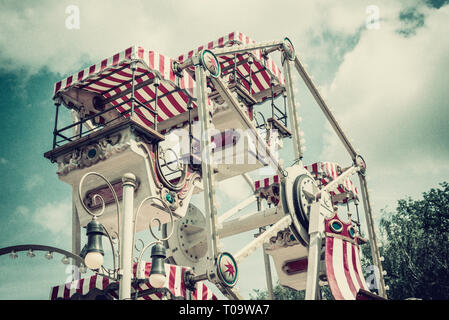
0, 0, 448, 300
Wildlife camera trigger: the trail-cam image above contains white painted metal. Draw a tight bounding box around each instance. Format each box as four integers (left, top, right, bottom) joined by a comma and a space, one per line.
211, 77, 284, 176
218, 207, 281, 238
359, 174, 387, 298
293, 56, 357, 158
194, 60, 220, 275
282, 58, 303, 160
305, 201, 324, 300
234, 215, 292, 263
217, 195, 257, 225
119, 173, 137, 300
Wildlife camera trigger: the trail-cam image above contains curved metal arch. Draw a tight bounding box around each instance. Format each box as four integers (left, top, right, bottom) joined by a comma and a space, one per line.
0, 244, 84, 265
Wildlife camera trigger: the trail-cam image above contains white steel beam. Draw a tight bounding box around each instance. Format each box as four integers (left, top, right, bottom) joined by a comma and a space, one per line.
211, 77, 285, 177
282, 58, 303, 160
305, 200, 324, 300
194, 60, 220, 273
358, 174, 387, 298
218, 207, 280, 238
234, 215, 292, 264
217, 195, 257, 225
293, 56, 357, 159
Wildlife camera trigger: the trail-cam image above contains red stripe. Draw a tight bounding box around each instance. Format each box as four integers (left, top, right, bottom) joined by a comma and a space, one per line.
157, 83, 186, 114
102, 277, 109, 290
55, 81, 61, 94
66, 75, 73, 87
139, 80, 175, 119
89, 275, 97, 290
208, 41, 214, 49
77, 70, 84, 81
342, 240, 358, 298
218, 36, 224, 47
159, 54, 165, 76
255, 181, 260, 190
51, 286, 59, 300
202, 284, 208, 300
352, 245, 367, 290
253, 60, 272, 89
138, 46, 144, 59
89, 65, 96, 75
264, 177, 269, 188
228, 32, 235, 41
240, 60, 265, 93
148, 51, 155, 69
112, 53, 120, 65
169, 265, 176, 293
325, 237, 344, 300
63, 283, 70, 299
125, 47, 133, 59
100, 59, 108, 71
273, 175, 279, 184
76, 278, 85, 294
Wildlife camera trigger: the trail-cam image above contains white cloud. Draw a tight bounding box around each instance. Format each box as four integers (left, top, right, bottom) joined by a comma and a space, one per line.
24, 174, 44, 191
320, 5, 449, 207
0, 0, 384, 77
33, 199, 72, 236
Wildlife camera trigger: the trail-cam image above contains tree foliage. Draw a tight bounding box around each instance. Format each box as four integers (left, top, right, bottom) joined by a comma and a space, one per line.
379, 182, 449, 299
250, 281, 334, 300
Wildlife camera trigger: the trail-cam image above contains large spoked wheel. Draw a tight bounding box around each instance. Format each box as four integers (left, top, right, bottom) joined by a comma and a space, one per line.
281, 166, 319, 246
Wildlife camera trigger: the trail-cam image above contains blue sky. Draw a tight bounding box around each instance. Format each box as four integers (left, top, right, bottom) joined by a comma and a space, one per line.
0, 0, 448, 299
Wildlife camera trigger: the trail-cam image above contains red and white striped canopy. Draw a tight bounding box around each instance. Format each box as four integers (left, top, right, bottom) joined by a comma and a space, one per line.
50, 261, 217, 300
304, 162, 359, 204
178, 31, 285, 102
324, 214, 370, 300
54, 46, 197, 132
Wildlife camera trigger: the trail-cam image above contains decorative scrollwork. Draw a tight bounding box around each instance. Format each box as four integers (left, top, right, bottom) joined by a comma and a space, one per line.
78, 171, 122, 276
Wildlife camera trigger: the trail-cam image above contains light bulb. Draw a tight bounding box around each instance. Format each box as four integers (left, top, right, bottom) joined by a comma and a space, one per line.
84, 251, 103, 270
149, 273, 166, 289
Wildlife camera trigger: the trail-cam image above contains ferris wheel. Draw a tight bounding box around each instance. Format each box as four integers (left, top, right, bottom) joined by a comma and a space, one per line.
0, 31, 387, 300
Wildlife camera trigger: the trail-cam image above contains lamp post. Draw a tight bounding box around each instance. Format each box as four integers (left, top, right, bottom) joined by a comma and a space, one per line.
78, 172, 175, 300
119, 173, 137, 300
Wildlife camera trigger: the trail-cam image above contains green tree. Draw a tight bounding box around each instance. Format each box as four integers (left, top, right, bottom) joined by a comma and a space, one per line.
250, 281, 333, 300
379, 182, 449, 299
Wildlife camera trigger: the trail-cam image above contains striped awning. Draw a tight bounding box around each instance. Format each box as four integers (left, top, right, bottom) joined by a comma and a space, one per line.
50, 262, 217, 300
178, 31, 285, 102
304, 162, 359, 204
324, 213, 370, 300
53, 46, 197, 132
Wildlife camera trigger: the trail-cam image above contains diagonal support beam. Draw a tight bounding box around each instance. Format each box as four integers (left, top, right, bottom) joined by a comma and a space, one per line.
358, 174, 387, 298
210, 77, 285, 177
293, 56, 357, 159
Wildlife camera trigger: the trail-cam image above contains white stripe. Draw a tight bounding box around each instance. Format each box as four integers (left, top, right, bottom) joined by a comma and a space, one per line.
332, 238, 355, 300
173, 266, 182, 297
354, 245, 369, 290
196, 281, 203, 300
347, 242, 361, 293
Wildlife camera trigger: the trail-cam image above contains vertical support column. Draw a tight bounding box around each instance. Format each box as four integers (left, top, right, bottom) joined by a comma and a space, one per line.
119, 173, 137, 300
358, 175, 387, 298
52, 103, 60, 149
194, 60, 220, 274
72, 199, 81, 260
258, 197, 274, 300
282, 58, 303, 161
305, 201, 323, 300
72, 199, 81, 282
130, 62, 137, 118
